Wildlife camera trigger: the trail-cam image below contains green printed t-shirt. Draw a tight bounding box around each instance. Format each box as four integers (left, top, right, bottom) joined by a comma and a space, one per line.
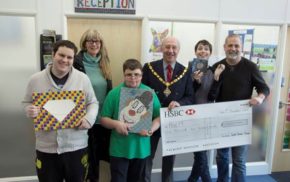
101, 83, 161, 159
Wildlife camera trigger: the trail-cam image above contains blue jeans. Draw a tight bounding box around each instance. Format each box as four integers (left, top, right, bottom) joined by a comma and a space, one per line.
216, 146, 247, 182
188, 151, 211, 182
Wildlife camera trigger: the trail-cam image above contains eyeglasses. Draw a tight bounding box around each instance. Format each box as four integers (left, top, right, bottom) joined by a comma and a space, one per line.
86, 39, 101, 45
125, 73, 142, 78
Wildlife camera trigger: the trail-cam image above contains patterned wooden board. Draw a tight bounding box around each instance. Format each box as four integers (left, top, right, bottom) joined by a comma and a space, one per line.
32, 90, 86, 131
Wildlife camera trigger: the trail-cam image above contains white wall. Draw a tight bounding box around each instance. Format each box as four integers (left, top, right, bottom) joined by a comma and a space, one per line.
63, 0, 290, 22
1, 0, 290, 36
0, 0, 36, 12
136, 0, 220, 20
220, 0, 288, 23
287, 0, 290, 21
37, 0, 64, 34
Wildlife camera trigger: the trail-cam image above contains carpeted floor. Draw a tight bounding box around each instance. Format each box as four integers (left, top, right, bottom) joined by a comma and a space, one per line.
270, 171, 290, 182
7, 171, 290, 182
176, 171, 290, 182
177, 175, 276, 182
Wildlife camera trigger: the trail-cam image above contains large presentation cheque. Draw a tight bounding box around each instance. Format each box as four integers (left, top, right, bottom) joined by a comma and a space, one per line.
160, 100, 252, 156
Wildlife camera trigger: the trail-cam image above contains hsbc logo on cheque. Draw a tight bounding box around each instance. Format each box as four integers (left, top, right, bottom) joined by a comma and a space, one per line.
185, 109, 195, 115
164, 108, 195, 118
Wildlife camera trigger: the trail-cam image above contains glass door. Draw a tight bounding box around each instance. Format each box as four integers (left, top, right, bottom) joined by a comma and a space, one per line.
214, 24, 281, 176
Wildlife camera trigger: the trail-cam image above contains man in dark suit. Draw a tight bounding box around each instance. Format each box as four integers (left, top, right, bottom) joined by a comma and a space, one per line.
142, 36, 194, 182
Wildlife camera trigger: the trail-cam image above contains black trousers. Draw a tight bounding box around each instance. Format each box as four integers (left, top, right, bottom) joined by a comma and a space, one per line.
144, 134, 176, 182
36, 148, 88, 182
86, 124, 111, 182
110, 156, 147, 182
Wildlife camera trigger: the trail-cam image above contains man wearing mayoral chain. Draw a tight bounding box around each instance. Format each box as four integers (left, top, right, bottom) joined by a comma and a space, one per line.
142, 36, 194, 182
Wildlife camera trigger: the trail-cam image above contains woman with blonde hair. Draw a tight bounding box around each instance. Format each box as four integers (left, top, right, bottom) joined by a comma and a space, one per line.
74, 29, 112, 182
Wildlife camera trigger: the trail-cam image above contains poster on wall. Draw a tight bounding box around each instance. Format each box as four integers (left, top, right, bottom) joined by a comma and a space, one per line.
40, 30, 56, 70
251, 44, 277, 72
228, 29, 254, 60
282, 89, 290, 151
146, 21, 172, 62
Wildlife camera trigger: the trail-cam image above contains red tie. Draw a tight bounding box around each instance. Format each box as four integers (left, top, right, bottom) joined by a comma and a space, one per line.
167, 65, 172, 82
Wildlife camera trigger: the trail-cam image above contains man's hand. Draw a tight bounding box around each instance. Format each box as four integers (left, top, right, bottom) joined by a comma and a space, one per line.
76, 118, 91, 129
139, 129, 153, 137
249, 95, 265, 106
168, 101, 180, 110
214, 64, 225, 81
115, 122, 130, 136
25, 105, 40, 118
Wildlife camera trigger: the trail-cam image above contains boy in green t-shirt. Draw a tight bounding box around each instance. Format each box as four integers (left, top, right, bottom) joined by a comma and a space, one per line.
100, 59, 161, 182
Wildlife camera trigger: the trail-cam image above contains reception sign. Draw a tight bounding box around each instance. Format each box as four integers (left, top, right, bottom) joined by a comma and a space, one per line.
75, 0, 136, 14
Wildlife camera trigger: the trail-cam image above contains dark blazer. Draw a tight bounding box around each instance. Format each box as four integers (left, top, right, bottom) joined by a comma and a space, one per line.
142, 59, 194, 137
142, 59, 194, 108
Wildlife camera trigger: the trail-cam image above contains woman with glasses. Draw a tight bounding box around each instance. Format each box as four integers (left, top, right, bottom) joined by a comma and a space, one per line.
74, 29, 112, 182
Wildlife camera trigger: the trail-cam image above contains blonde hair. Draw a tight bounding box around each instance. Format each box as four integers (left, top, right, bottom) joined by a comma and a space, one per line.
79, 29, 112, 80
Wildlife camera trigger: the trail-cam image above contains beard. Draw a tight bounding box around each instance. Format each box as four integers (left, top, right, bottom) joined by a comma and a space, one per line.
226, 51, 240, 60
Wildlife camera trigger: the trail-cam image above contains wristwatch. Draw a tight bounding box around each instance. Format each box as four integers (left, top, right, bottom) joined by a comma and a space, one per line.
147, 129, 153, 136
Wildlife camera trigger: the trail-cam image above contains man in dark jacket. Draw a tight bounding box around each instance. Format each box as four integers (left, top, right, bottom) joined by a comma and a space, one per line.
142, 36, 194, 182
